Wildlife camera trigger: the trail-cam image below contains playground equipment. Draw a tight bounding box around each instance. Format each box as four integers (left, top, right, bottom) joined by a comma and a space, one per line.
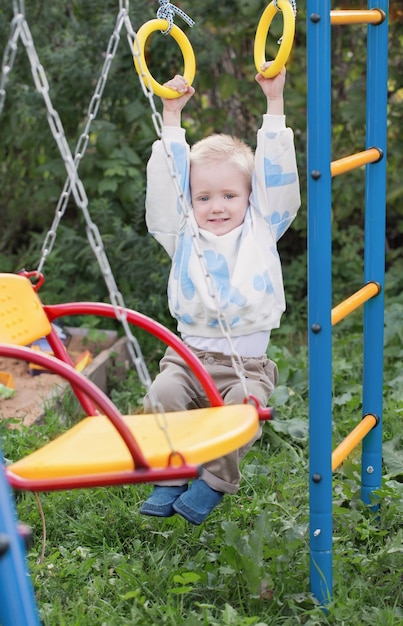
0, 272, 262, 490
0, 0, 391, 621
0, 0, 290, 487
307, 0, 388, 605
0, 453, 41, 626
133, 18, 196, 98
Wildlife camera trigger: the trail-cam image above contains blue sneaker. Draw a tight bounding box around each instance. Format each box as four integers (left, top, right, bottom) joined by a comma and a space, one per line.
173, 479, 224, 525
140, 485, 188, 517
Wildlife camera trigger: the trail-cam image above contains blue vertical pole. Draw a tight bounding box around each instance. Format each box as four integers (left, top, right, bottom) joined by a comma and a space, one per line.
306, 0, 333, 605
0, 450, 40, 626
361, 0, 388, 505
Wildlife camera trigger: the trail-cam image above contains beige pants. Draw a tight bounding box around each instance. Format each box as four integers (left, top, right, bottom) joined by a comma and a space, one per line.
143, 346, 278, 494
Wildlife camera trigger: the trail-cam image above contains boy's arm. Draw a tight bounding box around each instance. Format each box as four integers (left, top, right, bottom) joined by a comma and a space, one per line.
255, 62, 285, 116
253, 63, 301, 241
145, 77, 195, 257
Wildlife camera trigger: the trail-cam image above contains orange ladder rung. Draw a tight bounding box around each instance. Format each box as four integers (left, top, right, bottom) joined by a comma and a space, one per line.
331, 148, 382, 177
330, 9, 385, 26
332, 282, 381, 326
332, 414, 378, 472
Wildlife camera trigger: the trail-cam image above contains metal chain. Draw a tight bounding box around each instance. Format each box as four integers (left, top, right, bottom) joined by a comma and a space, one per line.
0, 1, 25, 114
36, 6, 127, 275
128, 13, 250, 402
0, 1, 174, 447
156, 137, 251, 401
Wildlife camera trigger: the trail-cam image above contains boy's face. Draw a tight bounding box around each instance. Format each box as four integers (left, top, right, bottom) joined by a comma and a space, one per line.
190, 160, 250, 236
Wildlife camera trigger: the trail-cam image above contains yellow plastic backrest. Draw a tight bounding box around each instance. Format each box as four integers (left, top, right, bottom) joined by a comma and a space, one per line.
0, 273, 52, 345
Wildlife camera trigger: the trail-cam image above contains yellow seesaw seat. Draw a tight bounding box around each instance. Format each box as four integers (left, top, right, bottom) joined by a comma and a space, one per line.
9, 405, 259, 479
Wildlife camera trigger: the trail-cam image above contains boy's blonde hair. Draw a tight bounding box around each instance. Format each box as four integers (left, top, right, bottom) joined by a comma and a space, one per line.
190, 134, 254, 183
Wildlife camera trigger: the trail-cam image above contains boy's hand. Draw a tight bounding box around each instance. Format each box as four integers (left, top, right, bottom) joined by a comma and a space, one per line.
161, 75, 195, 125
255, 62, 285, 115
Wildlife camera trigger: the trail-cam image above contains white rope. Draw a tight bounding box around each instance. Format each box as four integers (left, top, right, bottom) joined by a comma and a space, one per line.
274, 0, 297, 14
275, 0, 297, 44
156, 0, 195, 35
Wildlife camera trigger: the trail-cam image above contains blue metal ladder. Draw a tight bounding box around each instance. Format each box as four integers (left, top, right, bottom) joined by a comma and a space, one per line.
307, 0, 388, 605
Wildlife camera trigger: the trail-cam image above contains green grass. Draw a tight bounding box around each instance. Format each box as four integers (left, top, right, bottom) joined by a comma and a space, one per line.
1, 311, 403, 625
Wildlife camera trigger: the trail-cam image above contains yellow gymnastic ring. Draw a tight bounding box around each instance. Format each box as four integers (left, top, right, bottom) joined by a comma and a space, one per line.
254, 0, 295, 78
133, 19, 196, 99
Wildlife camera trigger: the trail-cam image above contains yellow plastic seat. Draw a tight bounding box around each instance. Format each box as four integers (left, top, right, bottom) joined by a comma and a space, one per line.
0, 273, 52, 345
9, 404, 259, 480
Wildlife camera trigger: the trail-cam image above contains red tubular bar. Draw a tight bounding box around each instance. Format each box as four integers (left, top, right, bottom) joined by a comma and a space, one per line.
6, 465, 199, 492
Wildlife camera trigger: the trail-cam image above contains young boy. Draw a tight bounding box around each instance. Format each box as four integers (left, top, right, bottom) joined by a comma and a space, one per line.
141, 64, 300, 525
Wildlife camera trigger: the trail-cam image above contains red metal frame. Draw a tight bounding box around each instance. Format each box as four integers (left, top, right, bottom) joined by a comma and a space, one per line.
1, 296, 272, 491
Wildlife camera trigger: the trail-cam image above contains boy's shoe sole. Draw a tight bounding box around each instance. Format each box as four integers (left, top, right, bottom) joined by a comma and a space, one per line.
140, 484, 188, 517
173, 479, 224, 525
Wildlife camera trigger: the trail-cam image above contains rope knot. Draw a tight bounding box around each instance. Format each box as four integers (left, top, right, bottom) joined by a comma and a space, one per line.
157, 0, 195, 35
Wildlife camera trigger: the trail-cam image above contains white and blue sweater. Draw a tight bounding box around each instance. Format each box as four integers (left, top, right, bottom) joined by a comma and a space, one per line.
145, 114, 300, 344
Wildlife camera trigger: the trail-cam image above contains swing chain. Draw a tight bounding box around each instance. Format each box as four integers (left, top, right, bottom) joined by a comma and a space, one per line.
127, 19, 164, 140
0, 4, 24, 115
12, 0, 25, 11
8, 6, 160, 413
36, 8, 127, 275
156, 0, 195, 35
132, 25, 251, 399
2, 2, 253, 443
